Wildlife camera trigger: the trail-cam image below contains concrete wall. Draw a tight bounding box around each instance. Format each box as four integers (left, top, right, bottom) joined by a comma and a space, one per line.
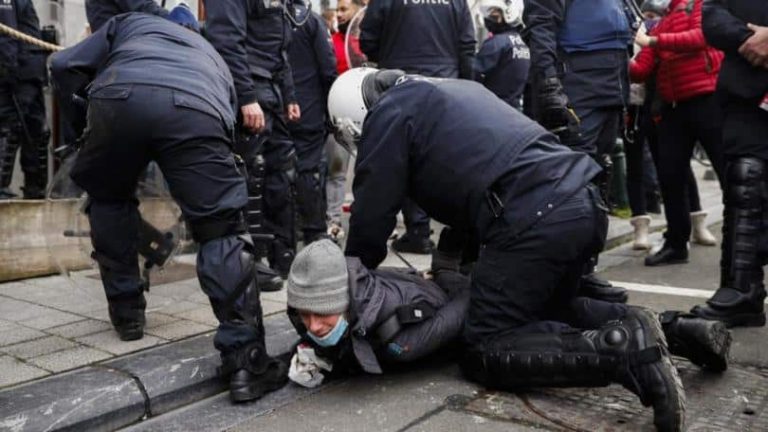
0, 198, 182, 282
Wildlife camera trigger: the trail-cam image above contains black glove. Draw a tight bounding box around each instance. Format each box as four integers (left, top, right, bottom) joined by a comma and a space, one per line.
538, 77, 580, 141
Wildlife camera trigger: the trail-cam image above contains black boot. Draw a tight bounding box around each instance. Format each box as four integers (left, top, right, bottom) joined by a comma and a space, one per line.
107, 294, 146, 341
221, 343, 289, 403
462, 307, 685, 432
392, 232, 434, 254
660, 311, 731, 372
256, 261, 283, 292
0, 126, 19, 198
645, 243, 688, 267
580, 273, 629, 303
692, 158, 767, 328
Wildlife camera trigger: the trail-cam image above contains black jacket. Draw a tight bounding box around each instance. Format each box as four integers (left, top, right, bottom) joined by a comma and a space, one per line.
474, 29, 530, 110
359, 0, 476, 79
702, 0, 768, 101
203, 0, 296, 107
0, 0, 46, 83
288, 9, 337, 132
345, 77, 600, 269
292, 258, 469, 374
50, 14, 237, 129
85, 0, 168, 31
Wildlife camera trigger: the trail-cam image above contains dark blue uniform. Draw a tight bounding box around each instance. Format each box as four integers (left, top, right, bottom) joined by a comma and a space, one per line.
360, 0, 477, 244
85, 0, 169, 31
344, 77, 609, 341
691, 0, 768, 327
50, 14, 269, 361
0, 0, 49, 199
474, 28, 530, 110
288, 7, 337, 242
204, 0, 298, 276
524, 0, 631, 157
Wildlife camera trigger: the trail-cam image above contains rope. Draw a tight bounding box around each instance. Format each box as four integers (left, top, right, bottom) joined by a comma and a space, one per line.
0, 22, 64, 52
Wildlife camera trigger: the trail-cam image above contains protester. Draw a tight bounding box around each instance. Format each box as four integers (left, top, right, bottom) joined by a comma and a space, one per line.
49, 8, 287, 403
0, 0, 49, 199
691, 0, 768, 328
630, 0, 725, 267
286, 234, 468, 386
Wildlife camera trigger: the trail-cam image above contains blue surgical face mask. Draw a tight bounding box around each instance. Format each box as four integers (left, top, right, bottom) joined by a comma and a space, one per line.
644, 18, 660, 32
307, 316, 349, 347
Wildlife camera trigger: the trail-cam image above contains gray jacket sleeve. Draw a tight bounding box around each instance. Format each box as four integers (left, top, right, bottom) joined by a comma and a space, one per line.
384, 271, 470, 363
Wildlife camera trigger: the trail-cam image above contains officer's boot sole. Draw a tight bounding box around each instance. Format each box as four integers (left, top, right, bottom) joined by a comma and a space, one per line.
691, 304, 766, 328
668, 320, 731, 372
115, 324, 144, 341
230, 362, 289, 403
644, 256, 689, 267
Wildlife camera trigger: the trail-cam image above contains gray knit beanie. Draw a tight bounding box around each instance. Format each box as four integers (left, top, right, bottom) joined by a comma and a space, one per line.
287, 239, 349, 314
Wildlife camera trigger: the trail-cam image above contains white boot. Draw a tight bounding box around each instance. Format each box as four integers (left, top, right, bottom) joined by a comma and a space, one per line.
630, 215, 652, 250
691, 211, 717, 246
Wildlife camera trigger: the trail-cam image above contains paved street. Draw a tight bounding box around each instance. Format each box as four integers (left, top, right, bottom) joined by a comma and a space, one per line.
126, 223, 768, 432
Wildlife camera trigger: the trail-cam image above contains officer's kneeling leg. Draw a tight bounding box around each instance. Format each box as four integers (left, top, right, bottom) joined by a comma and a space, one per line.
461, 307, 686, 432
191, 221, 288, 402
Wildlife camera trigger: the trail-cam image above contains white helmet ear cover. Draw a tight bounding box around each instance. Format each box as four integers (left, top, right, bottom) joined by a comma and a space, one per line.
328, 67, 378, 138
479, 0, 524, 27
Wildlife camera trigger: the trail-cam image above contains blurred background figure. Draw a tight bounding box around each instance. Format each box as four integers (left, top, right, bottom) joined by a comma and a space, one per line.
0, 0, 50, 199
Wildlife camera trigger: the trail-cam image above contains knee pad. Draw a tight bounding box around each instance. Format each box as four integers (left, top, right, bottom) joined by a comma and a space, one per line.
727, 157, 767, 210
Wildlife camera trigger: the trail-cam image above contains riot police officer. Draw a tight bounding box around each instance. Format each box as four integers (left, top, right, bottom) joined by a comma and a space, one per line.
691, 0, 768, 327
0, 0, 49, 199
359, 0, 477, 255
205, 0, 301, 282
50, 10, 287, 402
327, 68, 732, 431
85, 0, 169, 31
287, 1, 338, 244
523, 0, 633, 303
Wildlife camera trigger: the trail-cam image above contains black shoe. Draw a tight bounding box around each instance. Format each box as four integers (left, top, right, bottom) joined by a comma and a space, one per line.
619, 307, 686, 432
107, 295, 146, 341
660, 311, 731, 372
230, 357, 289, 403
392, 234, 434, 254
691, 300, 766, 328
580, 273, 628, 303
256, 261, 283, 292
645, 245, 688, 267
0, 188, 17, 199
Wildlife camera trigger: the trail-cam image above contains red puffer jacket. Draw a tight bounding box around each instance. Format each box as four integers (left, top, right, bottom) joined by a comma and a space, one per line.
630, 0, 724, 104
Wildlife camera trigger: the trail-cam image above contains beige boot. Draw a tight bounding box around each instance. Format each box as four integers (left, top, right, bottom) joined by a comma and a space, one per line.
630, 215, 652, 250
691, 211, 717, 246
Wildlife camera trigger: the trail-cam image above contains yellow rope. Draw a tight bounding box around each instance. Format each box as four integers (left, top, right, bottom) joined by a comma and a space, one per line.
0, 22, 64, 52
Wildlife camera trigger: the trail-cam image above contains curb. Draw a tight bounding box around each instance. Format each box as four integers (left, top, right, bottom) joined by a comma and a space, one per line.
0, 315, 298, 432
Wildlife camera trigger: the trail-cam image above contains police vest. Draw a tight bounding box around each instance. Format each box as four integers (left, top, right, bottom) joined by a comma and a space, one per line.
558, 0, 632, 53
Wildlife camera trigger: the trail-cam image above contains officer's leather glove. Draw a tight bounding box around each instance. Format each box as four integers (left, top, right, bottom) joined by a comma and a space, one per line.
538, 77, 580, 141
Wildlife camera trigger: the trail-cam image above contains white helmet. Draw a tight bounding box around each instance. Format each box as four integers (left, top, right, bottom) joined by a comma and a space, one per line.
327, 67, 405, 153
478, 0, 524, 28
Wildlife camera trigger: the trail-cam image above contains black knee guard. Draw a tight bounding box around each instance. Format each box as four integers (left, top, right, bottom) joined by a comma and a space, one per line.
0, 125, 20, 189
22, 128, 50, 199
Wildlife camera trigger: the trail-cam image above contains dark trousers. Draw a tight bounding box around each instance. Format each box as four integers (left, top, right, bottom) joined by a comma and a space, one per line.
72, 85, 262, 356
656, 94, 724, 249
0, 81, 48, 194
464, 185, 617, 344
563, 106, 621, 159
292, 127, 327, 241
403, 199, 431, 239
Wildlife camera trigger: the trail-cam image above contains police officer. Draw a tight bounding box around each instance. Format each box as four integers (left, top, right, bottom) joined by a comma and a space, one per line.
288, 1, 338, 244
523, 0, 633, 303
205, 0, 302, 282
691, 0, 768, 328
0, 0, 49, 199
50, 9, 287, 402
327, 68, 733, 431
474, 0, 530, 110
285, 234, 468, 386
359, 0, 476, 255
85, 0, 169, 31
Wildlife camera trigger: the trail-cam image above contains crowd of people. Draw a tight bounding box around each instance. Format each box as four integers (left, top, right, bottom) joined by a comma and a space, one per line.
1, 0, 767, 430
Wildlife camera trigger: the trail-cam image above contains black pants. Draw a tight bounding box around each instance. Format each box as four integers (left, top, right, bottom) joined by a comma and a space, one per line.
72, 85, 263, 356
464, 185, 619, 344
403, 199, 431, 239
656, 94, 724, 249
292, 127, 327, 241
0, 81, 48, 195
